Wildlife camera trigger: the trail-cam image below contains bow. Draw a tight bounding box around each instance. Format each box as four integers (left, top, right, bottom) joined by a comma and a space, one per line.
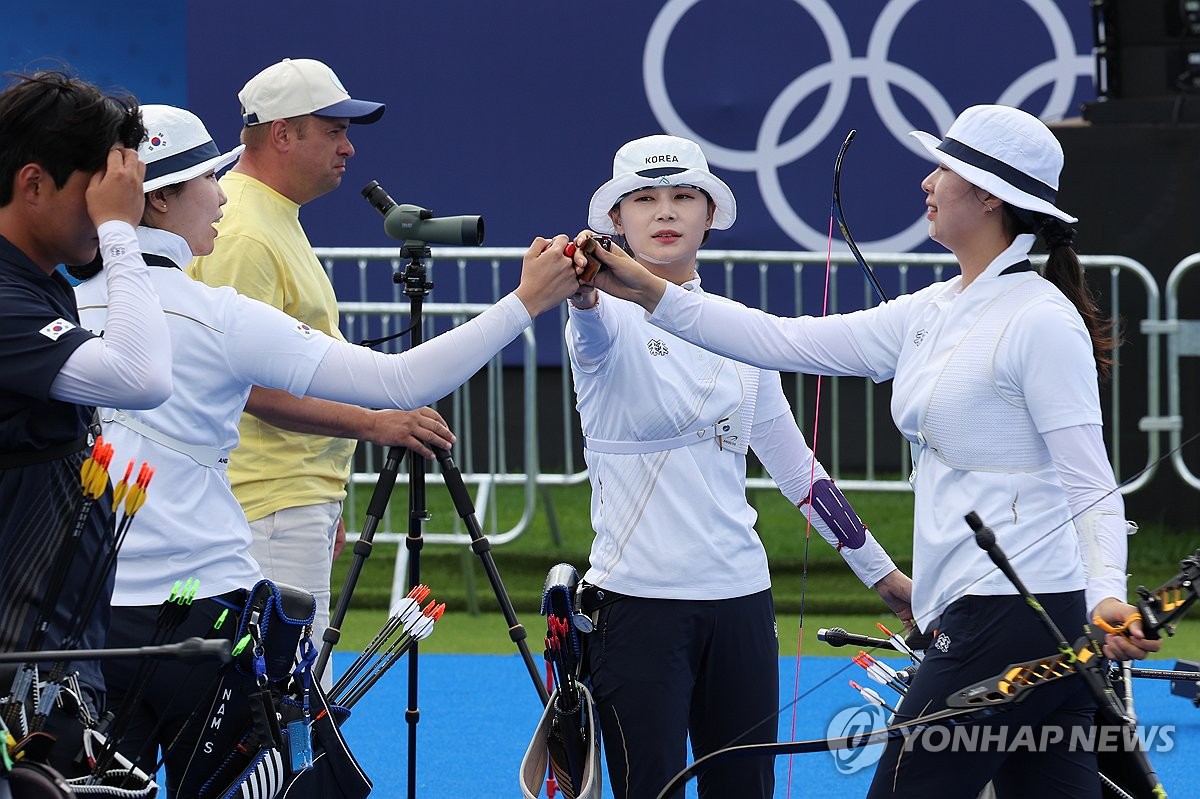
782, 130, 895, 793
655, 417, 1199, 798
1132, 549, 1200, 641
656, 700, 996, 799
782, 127, 848, 791
657, 541, 1199, 799
833, 130, 889, 304
964, 513, 1167, 798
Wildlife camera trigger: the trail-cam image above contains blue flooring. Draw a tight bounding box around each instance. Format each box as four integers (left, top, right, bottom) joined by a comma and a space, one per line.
334, 653, 1199, 798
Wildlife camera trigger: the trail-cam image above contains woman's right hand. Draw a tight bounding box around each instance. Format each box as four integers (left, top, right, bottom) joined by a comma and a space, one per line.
573, 230, 669, 313
513, 235, 583, 317
873, 568, 915, 630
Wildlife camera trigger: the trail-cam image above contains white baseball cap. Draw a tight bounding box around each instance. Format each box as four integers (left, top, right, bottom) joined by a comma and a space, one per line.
587, 134, 736, 234
238, 58, 385, 126
139, 104, 244, 193
910, 104, 1076, 223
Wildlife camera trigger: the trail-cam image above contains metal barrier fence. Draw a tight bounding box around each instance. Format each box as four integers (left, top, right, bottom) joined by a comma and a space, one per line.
1153, 254, 1200, 489
314, 246, 1165, 546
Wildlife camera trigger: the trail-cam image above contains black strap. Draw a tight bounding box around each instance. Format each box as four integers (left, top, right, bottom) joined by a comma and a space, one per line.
578, 584, 629, 615
142, 253, 181, 270
999, 259, 1034, 276
212, 587, 250, 611
0, 436, 87, 469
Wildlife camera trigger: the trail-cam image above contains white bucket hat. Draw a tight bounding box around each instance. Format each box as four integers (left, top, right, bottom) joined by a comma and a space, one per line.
910, 104, 1076, 223
587, 134, 736, 234
238, 58, 385, 126
140, 104, 244, 193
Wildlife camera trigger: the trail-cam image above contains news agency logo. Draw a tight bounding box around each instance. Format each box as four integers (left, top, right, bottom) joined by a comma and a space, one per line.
824, 708, 1179, 777
826, 703, 890, 774
901, 724, 1178, 754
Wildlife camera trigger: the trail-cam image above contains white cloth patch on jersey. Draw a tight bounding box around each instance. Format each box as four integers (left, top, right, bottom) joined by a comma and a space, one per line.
39, 318, 76, 340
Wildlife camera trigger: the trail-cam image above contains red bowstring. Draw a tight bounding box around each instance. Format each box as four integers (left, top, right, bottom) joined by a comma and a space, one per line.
785, 208, 835, 796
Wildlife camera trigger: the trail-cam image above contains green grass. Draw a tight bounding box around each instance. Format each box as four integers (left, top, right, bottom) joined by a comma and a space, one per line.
335, 609, 908, 655
332, 480, 1200, 660
336, 608, 1200, 662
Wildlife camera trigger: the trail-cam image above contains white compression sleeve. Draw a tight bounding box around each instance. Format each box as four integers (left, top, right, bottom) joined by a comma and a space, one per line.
565, 297, 617, 374
50, 221, 173, 408
304, 293, 531, 408
1044, 423, 1129, 613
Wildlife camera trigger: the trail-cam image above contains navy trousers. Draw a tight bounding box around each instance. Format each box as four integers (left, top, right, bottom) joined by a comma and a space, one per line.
103, 593, 253, 798
585, 588, 778, 799
866, 591, 1100, 799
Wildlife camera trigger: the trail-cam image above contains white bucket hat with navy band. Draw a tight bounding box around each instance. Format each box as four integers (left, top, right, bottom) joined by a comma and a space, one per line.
909, 104, 1077, 223
140, 104, 245, 193
238, 58, 385, 127
587, 134, 736, 235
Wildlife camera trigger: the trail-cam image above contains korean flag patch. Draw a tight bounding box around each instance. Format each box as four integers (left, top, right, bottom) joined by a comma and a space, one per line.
294, 322, 314, 338
39, 318, 76, 341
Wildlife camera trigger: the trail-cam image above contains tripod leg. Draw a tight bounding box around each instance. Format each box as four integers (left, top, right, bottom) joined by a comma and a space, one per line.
434, 448, 550, 706
314, 445, 407, 682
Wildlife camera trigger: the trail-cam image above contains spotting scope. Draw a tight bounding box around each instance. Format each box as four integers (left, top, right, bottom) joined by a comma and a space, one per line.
363, 180, 484, 247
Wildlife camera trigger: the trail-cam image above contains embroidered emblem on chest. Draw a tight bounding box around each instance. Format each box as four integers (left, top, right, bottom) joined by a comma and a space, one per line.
646, 339, 669, 356
913, 329, 927, 346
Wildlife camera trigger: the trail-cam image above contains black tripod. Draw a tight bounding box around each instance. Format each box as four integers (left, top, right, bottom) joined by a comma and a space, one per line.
314, 243, 546, 799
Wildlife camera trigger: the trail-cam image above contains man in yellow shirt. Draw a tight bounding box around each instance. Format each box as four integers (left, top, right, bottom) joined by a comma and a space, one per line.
189, 59, 452, 673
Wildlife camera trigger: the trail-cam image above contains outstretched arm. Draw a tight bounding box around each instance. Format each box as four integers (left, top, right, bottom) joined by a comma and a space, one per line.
229, 236, 579, 412
244, 388, 454, 459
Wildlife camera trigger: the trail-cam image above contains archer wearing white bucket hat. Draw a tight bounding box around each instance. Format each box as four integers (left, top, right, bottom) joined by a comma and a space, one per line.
564, 132, 908, 799
64, 104, 242, 277
586, 104, 1160, 798
909, 103, 1076, 223
587, 133, 736, 234
140, 104, 244, 193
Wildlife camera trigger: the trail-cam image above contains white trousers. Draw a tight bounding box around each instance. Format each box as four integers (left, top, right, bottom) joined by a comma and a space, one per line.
248, 500, 340, 689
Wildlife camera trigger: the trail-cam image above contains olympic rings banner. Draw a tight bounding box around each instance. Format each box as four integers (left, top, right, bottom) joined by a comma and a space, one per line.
186, 0, 1095, 258
6, 0, 1095, 254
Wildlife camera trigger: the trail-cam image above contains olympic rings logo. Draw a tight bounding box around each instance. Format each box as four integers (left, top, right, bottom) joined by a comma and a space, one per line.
644, 0, 1092, 252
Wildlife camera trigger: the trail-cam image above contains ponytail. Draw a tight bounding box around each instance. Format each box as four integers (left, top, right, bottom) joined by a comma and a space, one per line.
1006, 208, 1121, 381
